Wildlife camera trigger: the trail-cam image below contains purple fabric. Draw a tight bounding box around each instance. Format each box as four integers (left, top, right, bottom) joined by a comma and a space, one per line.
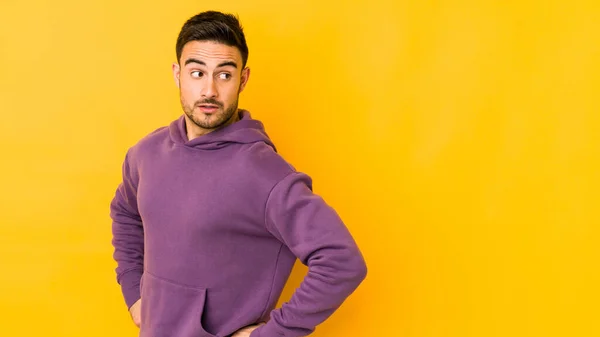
110, 110, 367, 337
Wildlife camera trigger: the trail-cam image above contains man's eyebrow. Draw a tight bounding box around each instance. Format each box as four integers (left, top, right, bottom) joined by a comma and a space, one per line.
216, 61, 237, 69
184, 58, 205, 66
183, 59, 238, 69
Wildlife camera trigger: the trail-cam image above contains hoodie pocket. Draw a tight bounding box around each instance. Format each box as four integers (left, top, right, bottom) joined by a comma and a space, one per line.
140, 271, 217, 337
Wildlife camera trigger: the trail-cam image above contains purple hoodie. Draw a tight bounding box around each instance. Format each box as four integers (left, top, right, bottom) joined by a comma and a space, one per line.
110, 110, 367, 337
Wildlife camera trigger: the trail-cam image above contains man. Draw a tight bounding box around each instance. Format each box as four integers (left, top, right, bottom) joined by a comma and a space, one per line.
110, 10, 367, 337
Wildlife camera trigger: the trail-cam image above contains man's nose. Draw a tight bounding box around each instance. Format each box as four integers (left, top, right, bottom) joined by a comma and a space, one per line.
201, 77, 218, 98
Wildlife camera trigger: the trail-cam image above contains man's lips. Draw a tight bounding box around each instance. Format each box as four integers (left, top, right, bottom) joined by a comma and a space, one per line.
197, 104, 220, 113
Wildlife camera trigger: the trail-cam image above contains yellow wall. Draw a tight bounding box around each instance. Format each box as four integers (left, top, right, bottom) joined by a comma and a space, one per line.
1, 1, 599, 336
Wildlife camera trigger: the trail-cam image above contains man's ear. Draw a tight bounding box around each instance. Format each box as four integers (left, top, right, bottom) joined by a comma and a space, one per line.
172, 62, 181, 88
239, 67, 251, 93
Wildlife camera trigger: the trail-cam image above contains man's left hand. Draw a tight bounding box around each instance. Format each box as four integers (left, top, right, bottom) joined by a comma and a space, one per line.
231, 323, 264, 337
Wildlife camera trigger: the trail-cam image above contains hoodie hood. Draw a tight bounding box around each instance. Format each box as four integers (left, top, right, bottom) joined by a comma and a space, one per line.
168, 109, 276, 151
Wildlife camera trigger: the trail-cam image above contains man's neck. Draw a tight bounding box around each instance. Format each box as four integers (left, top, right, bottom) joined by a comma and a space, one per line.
185, 110, 240, 141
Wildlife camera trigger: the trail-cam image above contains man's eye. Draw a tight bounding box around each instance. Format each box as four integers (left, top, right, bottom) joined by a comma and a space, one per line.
191, 71, 203, 78
218, 73, 231, 80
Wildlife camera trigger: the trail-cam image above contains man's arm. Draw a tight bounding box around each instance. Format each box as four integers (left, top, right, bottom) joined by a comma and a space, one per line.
252, 172, 368, 337
110, 151, 144, 310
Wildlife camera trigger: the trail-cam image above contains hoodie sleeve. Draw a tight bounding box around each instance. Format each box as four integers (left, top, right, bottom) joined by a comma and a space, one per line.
110, 150, 144, 310
253, 172, 367, 337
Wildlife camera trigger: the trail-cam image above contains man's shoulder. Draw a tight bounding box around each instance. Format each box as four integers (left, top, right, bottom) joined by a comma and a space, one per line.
126, 124, 170, 159
137, 125, 170, 147
241, 141, 297, 184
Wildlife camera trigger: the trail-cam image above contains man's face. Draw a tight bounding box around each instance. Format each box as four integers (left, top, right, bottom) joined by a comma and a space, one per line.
173, 40, 250, 132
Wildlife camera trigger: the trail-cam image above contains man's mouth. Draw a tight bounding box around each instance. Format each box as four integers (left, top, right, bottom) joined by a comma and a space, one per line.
197, 104, 220, 113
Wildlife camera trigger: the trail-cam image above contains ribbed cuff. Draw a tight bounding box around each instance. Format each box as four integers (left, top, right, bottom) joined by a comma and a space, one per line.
119, 269, 143, 309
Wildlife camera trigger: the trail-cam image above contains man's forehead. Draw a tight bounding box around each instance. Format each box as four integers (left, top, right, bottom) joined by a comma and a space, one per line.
181, 40, 241, 64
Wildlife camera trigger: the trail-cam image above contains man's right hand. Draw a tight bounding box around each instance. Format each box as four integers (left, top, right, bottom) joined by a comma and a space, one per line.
129, 298, 142, 327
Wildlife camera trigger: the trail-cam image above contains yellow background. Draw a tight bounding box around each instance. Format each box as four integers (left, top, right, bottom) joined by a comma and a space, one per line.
1, 1, 599, 336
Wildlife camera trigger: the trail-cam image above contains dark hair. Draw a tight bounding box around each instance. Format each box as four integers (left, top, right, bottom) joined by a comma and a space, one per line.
176, 11, 249, 67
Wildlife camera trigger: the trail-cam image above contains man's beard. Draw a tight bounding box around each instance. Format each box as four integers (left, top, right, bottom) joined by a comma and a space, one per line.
181, 95, 239, 131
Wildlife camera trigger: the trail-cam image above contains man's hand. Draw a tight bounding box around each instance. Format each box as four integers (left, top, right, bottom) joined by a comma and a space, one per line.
129, 298, 142, 328
231, 323, 263, 337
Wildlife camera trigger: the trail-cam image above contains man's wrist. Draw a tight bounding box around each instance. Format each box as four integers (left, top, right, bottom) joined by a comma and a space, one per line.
119, 269, 143, 309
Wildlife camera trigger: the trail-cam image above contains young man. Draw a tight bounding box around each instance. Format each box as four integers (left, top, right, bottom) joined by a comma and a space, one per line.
110, 11, 367, 337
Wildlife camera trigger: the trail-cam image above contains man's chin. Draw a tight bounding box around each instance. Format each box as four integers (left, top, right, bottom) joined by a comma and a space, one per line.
193, 114, 227, 130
